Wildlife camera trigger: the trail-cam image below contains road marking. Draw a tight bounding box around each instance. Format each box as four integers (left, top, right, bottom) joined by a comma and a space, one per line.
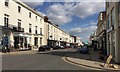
62, 57, 103, 70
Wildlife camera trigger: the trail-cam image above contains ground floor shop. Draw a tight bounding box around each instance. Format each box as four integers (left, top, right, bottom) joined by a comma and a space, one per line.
47, 39, 72, 47
96, 30, 107, 55
106, 27, 120, 63
1, 27, 44, 51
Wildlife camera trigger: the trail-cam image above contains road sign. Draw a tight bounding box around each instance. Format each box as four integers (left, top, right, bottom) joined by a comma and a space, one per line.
84, 42, 88, 45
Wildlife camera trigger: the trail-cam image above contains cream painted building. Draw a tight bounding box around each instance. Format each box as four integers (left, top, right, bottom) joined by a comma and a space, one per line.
0, 0, 83, 51
44, 17, 78, 47
0, 0, 45, 51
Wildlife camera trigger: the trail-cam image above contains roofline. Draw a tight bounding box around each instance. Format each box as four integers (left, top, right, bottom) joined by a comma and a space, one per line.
15, 0, 44, 19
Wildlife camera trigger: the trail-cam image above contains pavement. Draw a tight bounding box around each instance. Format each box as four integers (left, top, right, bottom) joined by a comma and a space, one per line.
63, 48, 120, 71
1, 50, 37, 55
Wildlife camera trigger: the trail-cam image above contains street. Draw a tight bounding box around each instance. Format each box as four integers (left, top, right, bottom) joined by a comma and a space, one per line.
2, 48, 90, 70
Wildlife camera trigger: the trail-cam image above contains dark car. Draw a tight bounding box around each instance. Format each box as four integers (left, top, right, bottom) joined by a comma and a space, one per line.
38, 45, 51, 51
79, 46, 89, 53
52, 45, 61, 49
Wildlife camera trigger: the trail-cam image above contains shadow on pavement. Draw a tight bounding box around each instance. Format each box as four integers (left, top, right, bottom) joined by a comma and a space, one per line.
36, 48, 117, 65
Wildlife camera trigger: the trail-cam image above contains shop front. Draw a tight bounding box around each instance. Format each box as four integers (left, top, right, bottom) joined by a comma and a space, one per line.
13, 32, 32, 50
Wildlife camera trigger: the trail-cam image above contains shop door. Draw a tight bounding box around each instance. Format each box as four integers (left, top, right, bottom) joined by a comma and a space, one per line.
34, 37, 38, 46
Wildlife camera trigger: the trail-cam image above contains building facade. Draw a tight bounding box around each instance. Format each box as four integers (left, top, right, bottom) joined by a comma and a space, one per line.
44, 17, 80, 47
0, 0, 82, 51
96, 12, 107, 54
0, 0, 45, 51
106, 1, 120, 63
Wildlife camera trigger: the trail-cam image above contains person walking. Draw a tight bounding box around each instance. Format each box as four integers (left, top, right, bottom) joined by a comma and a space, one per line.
2, 46, 6, 53
99, 49, 104, 60
6, 45, 10, 53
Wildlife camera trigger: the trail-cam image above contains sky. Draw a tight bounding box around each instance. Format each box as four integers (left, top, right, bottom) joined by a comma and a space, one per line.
23, 1, 105, 42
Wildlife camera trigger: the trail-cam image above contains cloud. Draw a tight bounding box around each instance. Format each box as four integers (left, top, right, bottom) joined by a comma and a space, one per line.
21, 0, 44, 8
90, 20, 97, 25
47, 3, 74, 25
47, 2, 105, 25
68, 26, 97, 42
24, 2, 43, 8
71, 2, 105, 19
38, 11, 46, 16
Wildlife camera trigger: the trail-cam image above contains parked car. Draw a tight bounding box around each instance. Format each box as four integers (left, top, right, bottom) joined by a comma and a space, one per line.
38, 45, 51, 51
52, 45, 61, 49
79, 46, 89, 53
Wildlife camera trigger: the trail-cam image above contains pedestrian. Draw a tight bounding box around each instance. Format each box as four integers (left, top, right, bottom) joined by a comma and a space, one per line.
99, 49, 104, 60
2, 46, 6, 53
6, 45, 10, 53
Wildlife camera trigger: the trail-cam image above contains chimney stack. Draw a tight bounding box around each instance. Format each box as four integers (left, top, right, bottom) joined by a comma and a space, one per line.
44, 16, 48, 22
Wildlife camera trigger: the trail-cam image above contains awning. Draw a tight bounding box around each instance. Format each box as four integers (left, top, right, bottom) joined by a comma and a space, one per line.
13, 32, 32, 37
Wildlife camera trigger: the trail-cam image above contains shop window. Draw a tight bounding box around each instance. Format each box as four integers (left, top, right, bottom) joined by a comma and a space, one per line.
29, 37, 31, 44
40, 38, 42, 44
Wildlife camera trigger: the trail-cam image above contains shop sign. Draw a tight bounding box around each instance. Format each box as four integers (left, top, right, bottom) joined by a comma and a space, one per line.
103, 55, 112, 68
106, 55, 112, 64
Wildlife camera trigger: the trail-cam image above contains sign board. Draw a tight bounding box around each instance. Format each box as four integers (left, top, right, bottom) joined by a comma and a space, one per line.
103, 55, 112, 68
84, 42, 88, 45
106, 55, 112, 64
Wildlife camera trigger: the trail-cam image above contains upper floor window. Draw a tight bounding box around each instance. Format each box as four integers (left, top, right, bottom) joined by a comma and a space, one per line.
35, 26, 37, 34
51, 26, 52, 31
29, 24, 32, 33
29, 12, 31, 18
18, 6, 21, 13
5, 0, 9, 6
111, 7, 115, 26
107, 15, 110, 29
48, 24, 49, 31
36, 16, 37, 21
4, 14, 9, 27
40, 19, 42, 23
18, 19, 21, 30
40, 28, 42, 35
107, 2, 109, 8
40, 38, 42, 44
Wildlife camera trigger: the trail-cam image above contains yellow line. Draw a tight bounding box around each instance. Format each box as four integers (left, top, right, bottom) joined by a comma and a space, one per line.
62, 57, 102, 70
